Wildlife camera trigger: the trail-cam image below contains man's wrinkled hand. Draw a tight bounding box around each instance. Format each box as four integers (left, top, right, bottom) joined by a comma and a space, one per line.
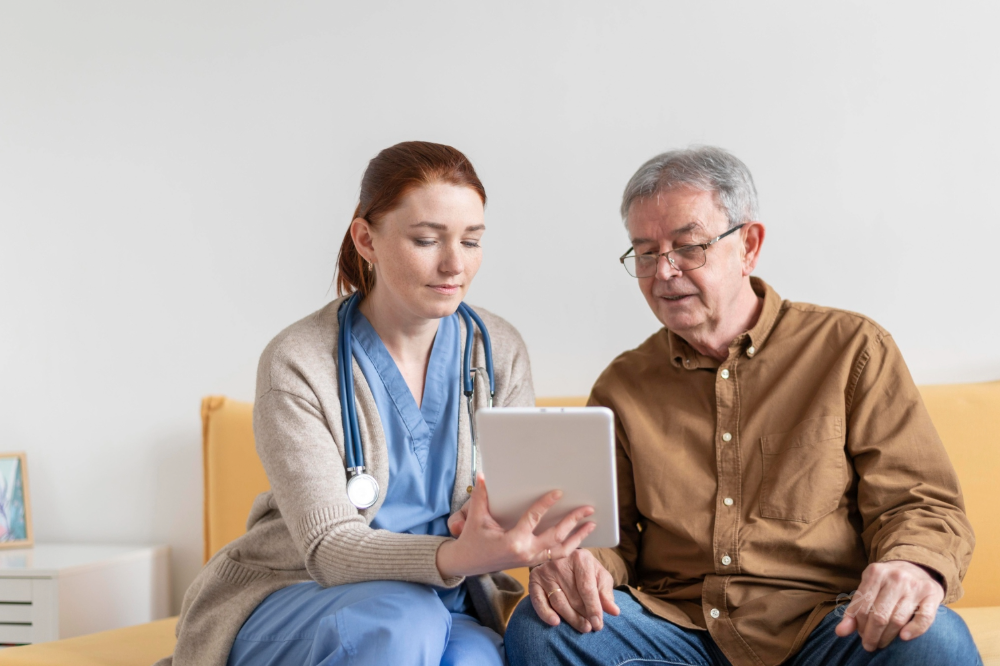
835, 560, 944, 651
528, 549, 620, 633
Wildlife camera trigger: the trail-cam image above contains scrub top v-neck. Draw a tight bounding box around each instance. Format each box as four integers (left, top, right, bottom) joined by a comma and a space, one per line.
348, 310, 467, 611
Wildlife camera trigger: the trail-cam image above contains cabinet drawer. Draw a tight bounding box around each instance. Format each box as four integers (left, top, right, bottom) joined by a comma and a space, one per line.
0, 623, 32, 643
0, 603, 32, 623
0, 579, 32, 603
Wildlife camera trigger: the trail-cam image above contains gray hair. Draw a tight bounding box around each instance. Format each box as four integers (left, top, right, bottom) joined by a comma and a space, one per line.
620, 146, 759, 229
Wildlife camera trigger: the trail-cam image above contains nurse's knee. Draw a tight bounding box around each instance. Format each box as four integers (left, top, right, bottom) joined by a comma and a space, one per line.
335, 581, 451, 649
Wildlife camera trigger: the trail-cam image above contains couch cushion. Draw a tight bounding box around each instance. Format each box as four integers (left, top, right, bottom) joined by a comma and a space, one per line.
954, 606, 1000, 665
0, 617, 177, 666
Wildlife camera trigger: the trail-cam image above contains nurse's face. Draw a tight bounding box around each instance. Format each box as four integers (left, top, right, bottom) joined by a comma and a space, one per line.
355, 181, 485, 321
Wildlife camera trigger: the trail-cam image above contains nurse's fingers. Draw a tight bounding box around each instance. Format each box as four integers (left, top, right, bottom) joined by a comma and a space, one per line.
465, 474, 491, 524
512, 489, 564, 536
547, 505, 595, 544
548, 522, 596, 561
447, 500, 470, 537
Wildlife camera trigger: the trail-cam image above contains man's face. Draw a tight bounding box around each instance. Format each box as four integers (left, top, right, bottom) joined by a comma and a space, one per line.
626, 186, 748, 339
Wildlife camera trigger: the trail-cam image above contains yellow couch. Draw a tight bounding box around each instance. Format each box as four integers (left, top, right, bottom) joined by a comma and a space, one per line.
3, 385, 998, 665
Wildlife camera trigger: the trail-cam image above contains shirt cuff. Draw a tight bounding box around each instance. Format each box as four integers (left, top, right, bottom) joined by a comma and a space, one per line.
878, 545, 962, 604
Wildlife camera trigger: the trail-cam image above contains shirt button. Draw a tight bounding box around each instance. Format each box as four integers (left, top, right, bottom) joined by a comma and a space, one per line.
722, 432, 732, 442
723, 497, 734, 506
710, 608, 721, 619
747, 346, 756, 357
720, 369, 730, 379
721, 555, 732, 566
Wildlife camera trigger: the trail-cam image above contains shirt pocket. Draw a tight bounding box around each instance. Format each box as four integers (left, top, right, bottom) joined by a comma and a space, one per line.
759, 416, 846, 523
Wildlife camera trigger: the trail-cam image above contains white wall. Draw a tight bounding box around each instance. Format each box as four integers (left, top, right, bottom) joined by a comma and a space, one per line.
2, 1, 998, 612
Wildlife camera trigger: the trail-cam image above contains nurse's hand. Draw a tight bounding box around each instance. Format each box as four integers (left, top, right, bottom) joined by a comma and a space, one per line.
529, 549, 619, 633
447, 500, 471, 537
436, 474, 596, 579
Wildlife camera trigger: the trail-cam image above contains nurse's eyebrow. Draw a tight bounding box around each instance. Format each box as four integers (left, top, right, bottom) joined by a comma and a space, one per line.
411, 221, 486, 232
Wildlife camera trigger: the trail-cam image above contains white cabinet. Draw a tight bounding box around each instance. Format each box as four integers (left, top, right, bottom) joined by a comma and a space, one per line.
0, 544, 170, 646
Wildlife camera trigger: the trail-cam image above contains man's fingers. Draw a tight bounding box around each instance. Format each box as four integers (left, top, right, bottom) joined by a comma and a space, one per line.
573, 558, 605, 630
528, 577, 562, 627
859, 585, 902, 652
547, 587, 592, 633
835, 613, 857, 638
899, 598, 939, 641
514, 490, 563, 535
598, 569, 620, 616
877, 596, 918, 649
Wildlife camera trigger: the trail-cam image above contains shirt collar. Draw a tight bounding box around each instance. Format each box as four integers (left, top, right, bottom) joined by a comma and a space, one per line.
744, 276, 782, 354
666, 276, 782, 370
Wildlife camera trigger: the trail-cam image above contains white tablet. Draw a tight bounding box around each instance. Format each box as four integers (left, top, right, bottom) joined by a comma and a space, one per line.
475, 407, 619, 549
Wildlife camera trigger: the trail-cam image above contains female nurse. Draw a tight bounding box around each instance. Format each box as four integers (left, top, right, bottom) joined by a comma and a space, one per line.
161, 141, 595, 666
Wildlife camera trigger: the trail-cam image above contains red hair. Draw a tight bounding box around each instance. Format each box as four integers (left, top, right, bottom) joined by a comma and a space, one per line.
335, 141, 487, 297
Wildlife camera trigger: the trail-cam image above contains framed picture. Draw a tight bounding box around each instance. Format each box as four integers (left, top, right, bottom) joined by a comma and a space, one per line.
0, 452, 32, 549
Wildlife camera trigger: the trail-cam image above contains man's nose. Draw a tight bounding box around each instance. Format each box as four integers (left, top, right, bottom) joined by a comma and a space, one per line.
655, 254, 682, 280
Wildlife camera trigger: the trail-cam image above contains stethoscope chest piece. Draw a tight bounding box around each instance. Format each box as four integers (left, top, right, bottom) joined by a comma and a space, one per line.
346, 472, 380, 510
338, 293, 494, 509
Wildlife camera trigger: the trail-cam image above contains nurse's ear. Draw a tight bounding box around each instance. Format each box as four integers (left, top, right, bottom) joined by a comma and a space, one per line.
350, 217, 378, 266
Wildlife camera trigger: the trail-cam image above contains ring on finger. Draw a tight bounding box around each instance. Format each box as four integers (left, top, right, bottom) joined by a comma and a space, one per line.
547, 587, 563, 599
546, 548, 552, 561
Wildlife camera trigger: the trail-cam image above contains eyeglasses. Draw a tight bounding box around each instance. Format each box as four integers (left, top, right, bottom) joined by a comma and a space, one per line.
619, 224, 746, 278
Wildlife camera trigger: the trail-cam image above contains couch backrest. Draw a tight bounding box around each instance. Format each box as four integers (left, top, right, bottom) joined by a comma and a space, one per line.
201, 396, 266, 563
918, 381, 999, 607
200, 385, 999, 606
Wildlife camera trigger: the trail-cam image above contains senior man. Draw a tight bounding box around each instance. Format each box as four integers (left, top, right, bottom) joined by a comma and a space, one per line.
504, 147, 979, 666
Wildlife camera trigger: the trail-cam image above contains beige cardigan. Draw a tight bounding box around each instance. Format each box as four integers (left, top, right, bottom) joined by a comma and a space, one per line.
157, 297, 534, 666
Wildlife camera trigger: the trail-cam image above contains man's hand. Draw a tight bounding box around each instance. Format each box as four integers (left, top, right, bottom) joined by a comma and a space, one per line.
528, 549, 620, 633
835, 560, 944, 651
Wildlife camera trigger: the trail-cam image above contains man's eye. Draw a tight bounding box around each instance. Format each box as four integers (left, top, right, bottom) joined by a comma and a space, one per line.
462, 241, 481, 248
414, 239, 435, 247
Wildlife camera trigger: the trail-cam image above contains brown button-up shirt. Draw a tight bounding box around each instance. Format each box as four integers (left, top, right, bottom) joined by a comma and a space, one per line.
589, 277, 974, 666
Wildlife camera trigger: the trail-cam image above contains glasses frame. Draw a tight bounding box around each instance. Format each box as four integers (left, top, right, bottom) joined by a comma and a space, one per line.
619, 223, 746, 277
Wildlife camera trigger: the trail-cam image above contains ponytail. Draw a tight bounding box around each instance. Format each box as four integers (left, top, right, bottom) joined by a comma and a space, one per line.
335, 205, 376, 297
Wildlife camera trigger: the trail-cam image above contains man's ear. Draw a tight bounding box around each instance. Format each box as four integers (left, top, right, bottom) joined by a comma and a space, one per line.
741, 222, 765, 276
350, 217, 376, 264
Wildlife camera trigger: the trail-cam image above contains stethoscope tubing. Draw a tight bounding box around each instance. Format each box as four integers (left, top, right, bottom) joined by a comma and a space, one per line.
339, 293, 494, 473
456, 303, 495, 396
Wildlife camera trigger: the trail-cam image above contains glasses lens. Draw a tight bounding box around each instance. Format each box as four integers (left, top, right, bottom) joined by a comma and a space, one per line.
623, 255, 658, 278
671, 246, 706, 271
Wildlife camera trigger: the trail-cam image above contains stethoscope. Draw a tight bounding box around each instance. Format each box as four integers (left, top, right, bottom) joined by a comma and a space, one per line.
338, 292, 495, 509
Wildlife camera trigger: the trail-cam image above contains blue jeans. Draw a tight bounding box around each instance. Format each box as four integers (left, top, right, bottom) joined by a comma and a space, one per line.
505, 590, 982, 666
227, 580, 504, 666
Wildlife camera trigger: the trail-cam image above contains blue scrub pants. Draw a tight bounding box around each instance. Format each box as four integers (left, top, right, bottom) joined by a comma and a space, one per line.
505, 590, 981, 666
227, 580, 505, 666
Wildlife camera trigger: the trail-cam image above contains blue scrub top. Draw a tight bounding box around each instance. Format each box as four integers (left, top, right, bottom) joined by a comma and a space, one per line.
348, 310, 468, 612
